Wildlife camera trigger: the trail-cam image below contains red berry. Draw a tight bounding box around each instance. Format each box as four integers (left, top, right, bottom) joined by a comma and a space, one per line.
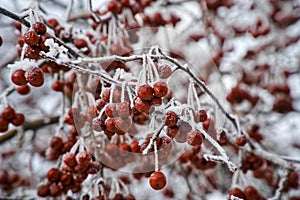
186, 130, 203, 146
23, 31, 40, 46
108, 0, 122, 14
153, 82, 168, 98
0, 118, 9, 132
198, 110, 207, 122
76, 151, 92, 165
37, 184, 49, 197
51, 81, 64, 92
64, 153, 77, 167
164, 111, 178, 127
74, 38, 88, 49
11, 69, 27, 86
137, 84, 154, 100
166, 126, 178, 138
60, 173, 73, 186
49, 184, 62, 197
236, 136, 247, 146
47, 168, 60, 182
244, 186, 262, 200
134, 97, 151, 113
33, 22, 47, 35
105, 103, 118, 118
27, 67, 44, 87
50, 136, 63, 151
149, 171, 167, 190
47, 19, 59, 28
116, 102, 132, 118
105, 117, 118, 132
228, 188, 245, 199
11, 113, 25, 126
158, 64, 172, 79
2, 107, 16, 121
17, 85, 30, 95
151, 97, 163, 106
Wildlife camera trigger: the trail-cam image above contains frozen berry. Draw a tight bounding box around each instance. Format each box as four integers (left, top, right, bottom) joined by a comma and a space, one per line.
33, 22, 47, 35
116, 102, 132, 118
27, 67, 44, 87
186, 130, 203, 146
153, 82, 168, 98
23, 31, 40, 46
198, 110, 207, 122
51, 81, 64, 92
37, 184, 49, 197
11, 69, 27, 86
164, 111, 178, 127
236, 136, 247, 146
149, 171, 167, 190
134, 97, 151, 113
137, 84, 154, 100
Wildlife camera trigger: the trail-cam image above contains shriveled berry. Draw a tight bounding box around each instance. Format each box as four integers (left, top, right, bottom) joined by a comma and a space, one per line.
158, 64, 172, 79
47, 168, 60, 182
164, 111, 178, 127
149, 171, 167, 190
153, 82, 168, 98
11, 69, 27, 86
23, 31, 40, 46
17, 85, 30, 95
186, 130, 203, 146
2, 107, 16, 121
33, 22, 47, 35
11, 113, 25, 126
27, 67, 44, 87
137, 84, 154, 100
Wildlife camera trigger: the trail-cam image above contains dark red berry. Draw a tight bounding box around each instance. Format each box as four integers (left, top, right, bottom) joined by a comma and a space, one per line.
11, 113, 25, 126
17, 85, 30, 95
47, 168, 60, 182
0, 118, 9, 132
164, 111, 178, 127
23, 31, 40, 46
50, 136, 63, 150
11, 69, 27, 86
198, 110, 207, 122
33, 22, 47, 35
27, 67, 44, 87
49, 184, 62, 197
47, 19, 59, 28
37, 184, 49, 197
134, 97, 151, 113
64, 153, 77, 167
236, 136, 247, 146
2, 107, 16, 121
52, 81, 64, 92
74, 38, 88, 49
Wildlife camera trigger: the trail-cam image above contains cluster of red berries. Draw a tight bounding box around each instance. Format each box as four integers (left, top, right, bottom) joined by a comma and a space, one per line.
0, 107, 25, 132
164, 111, 205, 146
46, 132, 77, 161
179, 147, 217, 171
142, 12, 181, 27
0, 169, 29, 192
38, 151, 99, 198
229, 185, 265, 200
226, 86, 259, 107
11, 67, 44, 88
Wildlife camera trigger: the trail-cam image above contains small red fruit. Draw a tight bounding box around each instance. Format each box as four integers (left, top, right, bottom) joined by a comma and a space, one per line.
64, 153, 77, 167
47, 168, 60, 182
51, 81, 64, 92
23, 31, 40, 46
33, 22, 47, 35
11, 69, 27, 86
37, 184, 49, 197
236, 136, 247, 146
164, 111, 178, 127
27, 67, 44, 87
0, 118, 9, 132
134, 97, 151, 113
2, 107, 16, 121
198, 110, 207, 122
186, 130, 203, 146
11, 113, 25, 126
153, 82, 168, 98
137, 84, 154, 100
17, 85, 30, 95
149, 171, 167, 190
